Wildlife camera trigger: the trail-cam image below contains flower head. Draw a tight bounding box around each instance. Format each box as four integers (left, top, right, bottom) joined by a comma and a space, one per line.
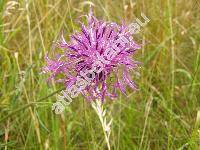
43, 8, 141, 102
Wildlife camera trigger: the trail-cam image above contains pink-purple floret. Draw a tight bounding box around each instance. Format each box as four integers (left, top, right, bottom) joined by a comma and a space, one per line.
43, 10, 141, 102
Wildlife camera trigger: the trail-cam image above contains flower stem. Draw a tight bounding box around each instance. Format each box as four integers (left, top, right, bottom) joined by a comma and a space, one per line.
91, 100, 112, 150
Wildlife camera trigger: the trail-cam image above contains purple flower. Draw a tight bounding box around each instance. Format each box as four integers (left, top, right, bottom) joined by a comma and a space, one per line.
43, 8, 141, 102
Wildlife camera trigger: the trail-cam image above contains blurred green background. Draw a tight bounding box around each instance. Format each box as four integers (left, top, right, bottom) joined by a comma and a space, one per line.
0, 0, 199, 149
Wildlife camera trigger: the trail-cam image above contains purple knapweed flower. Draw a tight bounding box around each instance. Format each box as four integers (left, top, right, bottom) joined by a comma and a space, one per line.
43, 8, 141, 102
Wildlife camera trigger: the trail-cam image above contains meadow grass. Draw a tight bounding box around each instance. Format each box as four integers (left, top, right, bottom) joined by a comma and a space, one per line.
0, 0, 199, 149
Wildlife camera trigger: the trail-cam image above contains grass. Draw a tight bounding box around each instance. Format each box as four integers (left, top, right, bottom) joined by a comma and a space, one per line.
0, 0, 200, 149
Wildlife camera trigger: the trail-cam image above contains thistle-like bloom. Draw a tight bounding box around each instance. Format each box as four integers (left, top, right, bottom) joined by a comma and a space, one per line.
43, 9, 141, 102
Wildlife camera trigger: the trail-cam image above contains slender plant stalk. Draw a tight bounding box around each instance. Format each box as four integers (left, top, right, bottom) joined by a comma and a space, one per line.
91, 100, 112, 150
0, 87, 65, 123
167, 0, 175, 148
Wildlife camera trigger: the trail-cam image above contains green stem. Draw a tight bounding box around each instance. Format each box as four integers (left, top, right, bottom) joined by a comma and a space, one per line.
0, 87, 65, 123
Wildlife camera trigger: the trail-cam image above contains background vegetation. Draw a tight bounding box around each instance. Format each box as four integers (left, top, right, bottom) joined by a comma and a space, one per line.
0, 0, 199, 149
